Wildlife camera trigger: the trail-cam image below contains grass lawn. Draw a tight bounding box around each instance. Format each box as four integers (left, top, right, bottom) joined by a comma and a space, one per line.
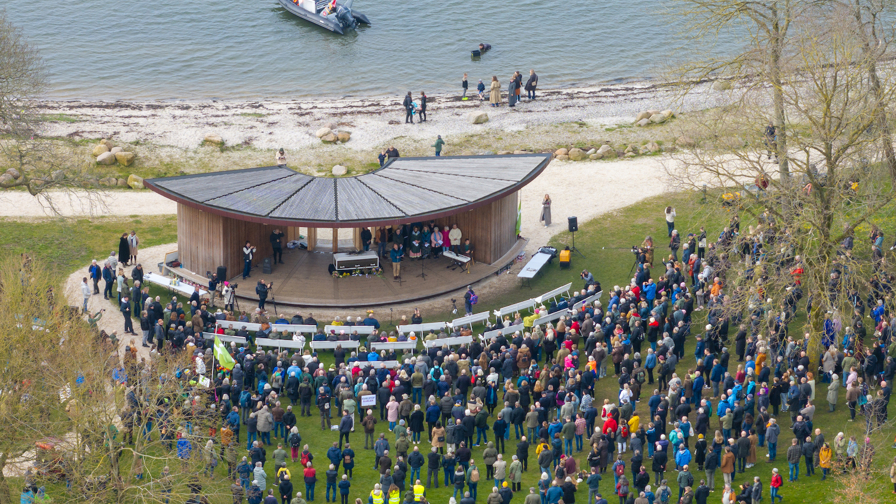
3, 192, 895, 503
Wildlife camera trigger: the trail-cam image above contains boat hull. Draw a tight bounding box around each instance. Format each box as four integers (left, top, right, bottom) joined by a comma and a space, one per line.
277, 0, 369, 34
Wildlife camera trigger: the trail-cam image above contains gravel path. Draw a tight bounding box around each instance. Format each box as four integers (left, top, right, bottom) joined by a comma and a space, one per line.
0, 190, 176, 217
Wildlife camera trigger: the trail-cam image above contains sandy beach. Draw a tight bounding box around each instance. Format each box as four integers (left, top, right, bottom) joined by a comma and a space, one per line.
38, 80, 729, 153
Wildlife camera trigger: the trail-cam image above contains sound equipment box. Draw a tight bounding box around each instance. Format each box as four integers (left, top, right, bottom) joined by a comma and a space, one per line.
217, 266, 227, 281
568, 216, 578, 233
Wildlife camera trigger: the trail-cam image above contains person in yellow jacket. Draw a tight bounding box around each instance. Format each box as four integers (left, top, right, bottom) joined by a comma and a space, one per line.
535, 440, 550, 456
387, 484, 401, 504
369, 483, 385, 504
523, 310, 541, 329
818, 443, 833, 480
628, 412, 640, 435
413, 479, 425, 501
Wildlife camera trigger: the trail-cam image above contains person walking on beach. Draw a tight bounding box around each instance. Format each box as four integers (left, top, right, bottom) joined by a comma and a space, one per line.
462, 74, 469, 100
525, 70, 538, 100
540, 195, 552, 227
433, 136, 445, 156
478, 80, 486, 101
403, 92, 414, 124
419, 92, 428, 123
489, 77, 501, 107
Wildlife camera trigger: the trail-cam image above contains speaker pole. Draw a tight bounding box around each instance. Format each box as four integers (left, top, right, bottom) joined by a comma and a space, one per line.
570, 231, 585, 258
567, 216, 585, 258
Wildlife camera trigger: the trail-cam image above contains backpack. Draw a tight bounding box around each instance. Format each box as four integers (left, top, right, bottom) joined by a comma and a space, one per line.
686, 473, 694, 487
431, 367, 442, 380
615, 462, 625, 477
636, 370, 646, 384
470, 293, 478, 305
470, 468, 480, 482
300, 452, 310, 467
289, 432, 302, 448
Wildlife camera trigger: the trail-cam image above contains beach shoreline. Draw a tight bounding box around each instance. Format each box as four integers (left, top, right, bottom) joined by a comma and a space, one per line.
36, 80, 729, 152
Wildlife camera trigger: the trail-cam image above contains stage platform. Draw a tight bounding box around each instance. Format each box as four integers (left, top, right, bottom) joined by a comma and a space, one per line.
231, 239, 527, 309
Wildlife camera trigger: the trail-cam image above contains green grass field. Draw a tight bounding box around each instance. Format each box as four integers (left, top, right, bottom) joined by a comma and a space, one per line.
3, 192, 895, 503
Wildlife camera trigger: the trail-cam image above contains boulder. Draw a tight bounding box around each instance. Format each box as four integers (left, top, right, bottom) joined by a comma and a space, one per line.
5, 168, 21, 179
554, 148, 569, 156
635, 111, 651, 122
568, 148, 586, 161
117, 178, 129, 187
602, 149, 617, 159
649, 114, 667, 124
100, 139, 114, 148
336, 131, 351, 143
127, 174, 144, 190
597, 145, 614, 155
331, 165, 347, 176
0, 173, 14, 186
110, 146, 123, 154
645, 142, 661, 153
98, 178, 113, 187
647, 109, 660, 117
712, 80, 732, 91
315, 127, 333, 139
96, 152, 117, 165
324, 122, 338, 130
589, 153, 601, 160
203, 134, 224, 146
321, 132, 338, 143
52, 170, 64, 181
624, 145, 640, 155
498, 151, 513, 155
555, 155, 570, 161
677, 135, 696, 147
586, 148, 597, 155
625, 152, 637, 158
115, 151, 136, 166
92, 144, 109, 157
636, 119, 651, 127
468, 111, 489, 124
661, 109, 674, 119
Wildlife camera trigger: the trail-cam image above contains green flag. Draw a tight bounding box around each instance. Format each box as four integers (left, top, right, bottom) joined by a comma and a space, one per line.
515, 197, 522, 236
213, 336, 235, 370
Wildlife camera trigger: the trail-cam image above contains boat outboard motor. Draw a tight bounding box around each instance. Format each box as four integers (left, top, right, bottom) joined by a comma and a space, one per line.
335, 5, 357, 30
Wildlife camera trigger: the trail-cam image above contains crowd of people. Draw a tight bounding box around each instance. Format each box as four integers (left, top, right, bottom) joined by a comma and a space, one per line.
74, 203, 896, 504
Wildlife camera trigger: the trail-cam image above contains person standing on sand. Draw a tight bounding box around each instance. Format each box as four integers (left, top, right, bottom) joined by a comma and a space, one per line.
478, 80, 486, 101
433, 136, 445, 157
540, 195, 552, 227
462, 74, 469, 100
419, 92, 428, 123
378, 150, 387, 167
507, 74, 518, 108
403, 92, 413, 124
525, 70, 538, 100
276, 148, 287, 167
128, 231, 139, 264
489, 77, 501, 107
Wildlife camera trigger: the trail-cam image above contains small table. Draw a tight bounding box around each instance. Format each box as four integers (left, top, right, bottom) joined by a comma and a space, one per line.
144, 272, 209, 298
517, 252, 552, 287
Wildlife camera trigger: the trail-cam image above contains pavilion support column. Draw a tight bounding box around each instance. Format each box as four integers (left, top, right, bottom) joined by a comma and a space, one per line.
353, 228, 362, 251
307, 228, 317, 251
332, 228, 338, 253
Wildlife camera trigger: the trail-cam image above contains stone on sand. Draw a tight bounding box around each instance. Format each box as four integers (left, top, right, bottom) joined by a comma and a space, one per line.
96, 152, 117, 165
128, 174, 144, 190
6, 168, 21, 179
597, 145, 614, 155
321, 133, 338, 143
649, 114, 666, 124
555, 154, 570, 161
92, 144, 109, 157
568, 148, 586, 161
203, 134, 224, 146
554, 148, 568, 157
0, 173, 14, 186
315, 127, 333, 139
636, 119, 651, 127
336, 131, 351, 143
110, 146, 123, 154
677, 135, 696, 147
645, 142, 660, 153
468, 111, 489, 124
116, 152, 136, 167
332, 165, 347, 176
635, 111, 651, 122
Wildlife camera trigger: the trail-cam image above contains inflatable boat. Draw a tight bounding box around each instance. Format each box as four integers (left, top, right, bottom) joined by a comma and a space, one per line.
278, 0, 370, 35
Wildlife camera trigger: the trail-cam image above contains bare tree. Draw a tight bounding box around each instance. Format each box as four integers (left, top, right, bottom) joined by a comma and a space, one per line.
0, 11, 98, 214
670, 0, 798, 178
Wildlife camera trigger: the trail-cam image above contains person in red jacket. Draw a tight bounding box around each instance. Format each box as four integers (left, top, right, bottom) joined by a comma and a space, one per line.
602, 417, 618, 436
769, 467, 783, 503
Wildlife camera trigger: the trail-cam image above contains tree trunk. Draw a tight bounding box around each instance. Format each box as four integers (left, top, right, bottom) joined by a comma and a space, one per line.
770, 14, 789, 178
852, 2, 896, 183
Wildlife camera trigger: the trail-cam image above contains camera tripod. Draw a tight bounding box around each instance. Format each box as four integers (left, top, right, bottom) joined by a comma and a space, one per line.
569, 230, 585, 258
416, 253, 428, 281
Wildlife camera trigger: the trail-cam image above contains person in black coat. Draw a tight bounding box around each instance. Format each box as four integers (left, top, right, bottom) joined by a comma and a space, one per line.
118, 233, 131, 267
652, 448, 667, 486
418, 92, 427, 123
402, 92, 413, 124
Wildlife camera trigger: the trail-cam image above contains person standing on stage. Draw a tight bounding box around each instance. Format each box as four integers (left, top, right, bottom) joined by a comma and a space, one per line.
243, 242, 256, 279
270, 230, 284, 264
390, 243, 403, 281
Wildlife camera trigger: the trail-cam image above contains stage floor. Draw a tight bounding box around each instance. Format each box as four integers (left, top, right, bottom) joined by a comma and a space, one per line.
231, 239, 527, 309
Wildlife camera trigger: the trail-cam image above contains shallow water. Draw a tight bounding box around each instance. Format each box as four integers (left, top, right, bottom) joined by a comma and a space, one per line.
5, 0, 739, 100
